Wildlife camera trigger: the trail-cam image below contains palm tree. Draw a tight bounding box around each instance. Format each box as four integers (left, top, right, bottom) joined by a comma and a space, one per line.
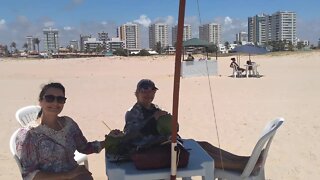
33, 38, 40, 53
10, 42, 16, 53
23, 43, 28, 52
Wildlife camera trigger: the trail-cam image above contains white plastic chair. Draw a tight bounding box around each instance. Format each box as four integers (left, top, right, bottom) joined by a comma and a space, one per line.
232, 65, 243, 78
14, 105, 89, 169
9, 128, 23, 173
214, 117, 284, 180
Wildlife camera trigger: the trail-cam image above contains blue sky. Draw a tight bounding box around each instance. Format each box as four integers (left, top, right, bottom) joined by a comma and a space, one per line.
1, 0, 320, 48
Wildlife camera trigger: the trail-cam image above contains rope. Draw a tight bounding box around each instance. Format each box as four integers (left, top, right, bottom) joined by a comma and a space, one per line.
197, 0, 224, 170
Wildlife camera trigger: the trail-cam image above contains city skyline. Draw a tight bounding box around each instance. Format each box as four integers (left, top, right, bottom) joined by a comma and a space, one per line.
0, 0, 319, 49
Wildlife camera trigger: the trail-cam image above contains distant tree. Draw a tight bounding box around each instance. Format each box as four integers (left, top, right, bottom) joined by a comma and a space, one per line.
224, 41, 230, 50
23, 43, 28, 52
113, 48, 128, 56
33, 38, 40, 53
10, 42, 16, 53
95, 44, 103, 53
138, 49, 150, 56
155, 41, 162, 54
207, 44, 218, 53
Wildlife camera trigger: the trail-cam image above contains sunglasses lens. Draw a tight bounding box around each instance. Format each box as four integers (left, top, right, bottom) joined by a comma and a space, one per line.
44, 95, 55, 103
56, 96, 67, 104
44, 95, 66, 104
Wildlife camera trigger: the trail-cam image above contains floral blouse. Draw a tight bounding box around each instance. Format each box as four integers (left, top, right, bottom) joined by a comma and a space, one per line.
15, 116, 102, 180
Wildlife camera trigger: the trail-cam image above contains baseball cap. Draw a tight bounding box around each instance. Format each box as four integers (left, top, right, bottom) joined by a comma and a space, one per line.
136, 79, 158, 92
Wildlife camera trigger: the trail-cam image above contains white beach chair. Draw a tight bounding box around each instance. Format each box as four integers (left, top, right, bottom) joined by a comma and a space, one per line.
9, 128, 23, 173
214, 117, 284, 180
232, 65, 243, 78
14, 105, 89, 169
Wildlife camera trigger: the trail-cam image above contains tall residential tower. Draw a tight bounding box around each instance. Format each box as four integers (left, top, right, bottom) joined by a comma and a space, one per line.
172, 24, 192, 46
199, 23, 221, 45
149, 23, 169, 50
43, 28, 59, 53
117, 23, 140, 49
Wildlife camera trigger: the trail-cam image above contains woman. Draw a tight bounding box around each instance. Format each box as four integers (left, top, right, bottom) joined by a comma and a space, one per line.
16, 82, 113, 180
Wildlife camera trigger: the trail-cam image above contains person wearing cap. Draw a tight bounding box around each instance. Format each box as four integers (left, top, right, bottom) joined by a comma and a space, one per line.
230, 57, 245, 73
123, 79, 169, 147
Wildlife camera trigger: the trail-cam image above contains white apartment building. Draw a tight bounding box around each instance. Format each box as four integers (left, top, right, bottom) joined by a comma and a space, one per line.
149, 23, 169, 50
117, 23, 140, 49
26, 36, 34, 52
248, 14, 270, 45
69, 40, 79, 51
80, 35, 91, 52
106, 37, 125, 52
271, 11, 297, 45
248, 11, 296, 45
43, 27, 59, 53
235, 32, 248, 44
172, 24, 192, 46
83, 38, 103, 52
199, 23, 221, 45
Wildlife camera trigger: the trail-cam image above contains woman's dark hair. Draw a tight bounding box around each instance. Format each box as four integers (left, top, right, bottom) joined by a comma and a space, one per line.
37, 82, 65, 118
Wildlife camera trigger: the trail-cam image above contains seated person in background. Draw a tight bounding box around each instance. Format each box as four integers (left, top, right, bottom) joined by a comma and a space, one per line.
230, 57, 245, 73
16, 82, 117, 180
186, 54, 195, 61
246, 59, 253, 71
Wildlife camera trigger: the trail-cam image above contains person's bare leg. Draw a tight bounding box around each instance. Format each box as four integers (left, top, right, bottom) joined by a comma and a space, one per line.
197, 141, 263, 171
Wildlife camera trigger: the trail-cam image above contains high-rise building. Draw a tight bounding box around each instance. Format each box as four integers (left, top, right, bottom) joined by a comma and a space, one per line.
270, 11, 297, 45
199, 23, 221, 45
106, 37, 125, 52
98, 31, 109, 43
248, 11, 296, 45
80, 34, 91, 52
69, 40, 79, 51
149, 23, 169, 50
117, 23, 140, 49
248, 14, 270, 45
43, 28, 59, 53
26, 36, 34, 51
172, 24, 192, 46
235, 32, 248, 44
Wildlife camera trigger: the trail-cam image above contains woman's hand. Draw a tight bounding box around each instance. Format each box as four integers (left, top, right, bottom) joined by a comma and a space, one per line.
66, 165, 93, 180
153, 110, 168, 120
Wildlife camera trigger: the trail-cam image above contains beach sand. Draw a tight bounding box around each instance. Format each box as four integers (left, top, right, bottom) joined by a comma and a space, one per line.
1, 51, 320, 179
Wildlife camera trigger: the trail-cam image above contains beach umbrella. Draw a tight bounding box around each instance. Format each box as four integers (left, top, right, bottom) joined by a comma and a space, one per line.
233, 44, 268, 60
232, 44, 269, 66
233, 44, 268, 55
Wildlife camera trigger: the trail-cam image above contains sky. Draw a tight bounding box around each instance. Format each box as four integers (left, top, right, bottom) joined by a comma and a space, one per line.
0, 0, 320, 49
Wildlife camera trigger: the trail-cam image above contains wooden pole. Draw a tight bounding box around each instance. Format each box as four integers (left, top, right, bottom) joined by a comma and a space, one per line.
171, 0, 186, 179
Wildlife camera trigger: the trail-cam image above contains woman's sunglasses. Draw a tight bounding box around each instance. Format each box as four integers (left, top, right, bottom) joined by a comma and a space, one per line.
43, 95, 67, 104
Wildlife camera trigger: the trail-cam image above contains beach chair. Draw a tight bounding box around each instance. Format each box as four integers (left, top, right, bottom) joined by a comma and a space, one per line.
232, 65, 243, 78
15, 105, 89, 169
214, 117, 284, 180
9, 128, 23, 173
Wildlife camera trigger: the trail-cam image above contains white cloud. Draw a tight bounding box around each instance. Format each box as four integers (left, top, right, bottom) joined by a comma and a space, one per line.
153, 16, 174, 26
224, 16, 232, 25
64, 26, 73, 31
133, 15, 151, 27
101, 21, 107, 25
44, 21, 55, 27
0, 19, 6, 30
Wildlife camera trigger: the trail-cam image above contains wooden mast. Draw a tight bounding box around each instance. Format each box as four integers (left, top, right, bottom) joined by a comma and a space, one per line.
171, 0, 186, 179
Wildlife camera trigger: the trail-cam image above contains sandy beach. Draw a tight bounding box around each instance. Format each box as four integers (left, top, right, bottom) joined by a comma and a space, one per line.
1, 51, 320, 179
